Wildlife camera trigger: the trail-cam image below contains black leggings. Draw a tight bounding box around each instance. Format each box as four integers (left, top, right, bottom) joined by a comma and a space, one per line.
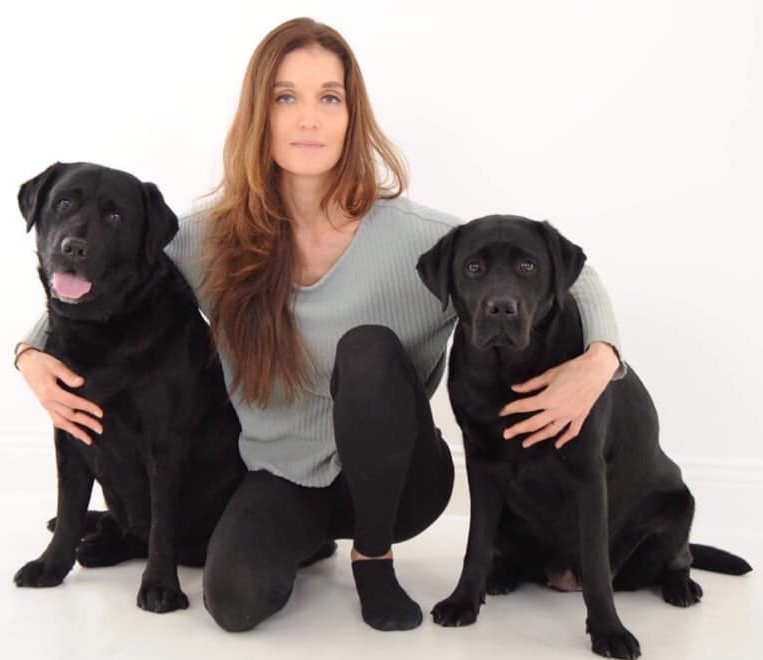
202, 325, 455, 632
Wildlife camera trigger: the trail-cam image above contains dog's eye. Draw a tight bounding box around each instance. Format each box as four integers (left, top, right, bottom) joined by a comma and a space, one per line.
465, 261, 483, 275
518, 260, 536, 274
106, 211, 121, 223
56, 198, 72, 212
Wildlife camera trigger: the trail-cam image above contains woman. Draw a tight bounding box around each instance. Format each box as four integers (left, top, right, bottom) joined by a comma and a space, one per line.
15, 17, 623, 632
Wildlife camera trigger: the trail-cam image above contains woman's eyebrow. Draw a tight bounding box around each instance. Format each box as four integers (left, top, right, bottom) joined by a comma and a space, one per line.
273, 81, 345, 89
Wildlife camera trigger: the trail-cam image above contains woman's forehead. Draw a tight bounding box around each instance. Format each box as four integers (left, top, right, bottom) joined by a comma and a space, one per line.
275, 46, 344, 84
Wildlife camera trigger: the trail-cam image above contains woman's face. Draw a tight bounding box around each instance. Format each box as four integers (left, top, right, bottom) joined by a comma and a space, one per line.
269, 45, 349, 183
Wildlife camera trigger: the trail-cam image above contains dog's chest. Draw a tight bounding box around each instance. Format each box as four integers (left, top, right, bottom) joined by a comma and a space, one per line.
467, 431, 583, 542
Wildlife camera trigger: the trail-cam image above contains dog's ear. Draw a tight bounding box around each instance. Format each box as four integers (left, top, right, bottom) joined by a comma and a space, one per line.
416, 225, 461, 312
539, 221, 587, 307
142, 182, 179, 263
18, 162, 65, 232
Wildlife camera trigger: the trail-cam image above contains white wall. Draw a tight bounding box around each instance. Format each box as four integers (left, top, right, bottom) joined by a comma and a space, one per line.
2, 0, 761, 475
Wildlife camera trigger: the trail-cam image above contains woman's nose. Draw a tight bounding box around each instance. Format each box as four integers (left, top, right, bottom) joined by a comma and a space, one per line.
298, 113, 318, 129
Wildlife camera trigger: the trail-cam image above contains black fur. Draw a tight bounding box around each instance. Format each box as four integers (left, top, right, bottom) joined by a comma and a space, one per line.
417, 215, 751, 658
14, 162, 245, 613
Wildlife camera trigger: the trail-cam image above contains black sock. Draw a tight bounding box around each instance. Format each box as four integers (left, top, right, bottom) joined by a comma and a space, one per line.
351, 559, 422, 631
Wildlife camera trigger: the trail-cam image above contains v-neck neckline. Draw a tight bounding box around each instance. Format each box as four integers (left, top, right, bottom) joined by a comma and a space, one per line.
294, 209, 372, 293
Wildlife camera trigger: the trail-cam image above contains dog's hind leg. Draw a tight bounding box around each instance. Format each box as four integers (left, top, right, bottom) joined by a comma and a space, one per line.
47, 509, 106, 535
75, 511, 148, 567
613, 488, 702, 606
658, 488, 703, 607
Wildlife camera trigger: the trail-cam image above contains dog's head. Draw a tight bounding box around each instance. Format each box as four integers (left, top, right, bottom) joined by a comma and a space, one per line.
18, 162, 178, 320
416, 215, 586, 351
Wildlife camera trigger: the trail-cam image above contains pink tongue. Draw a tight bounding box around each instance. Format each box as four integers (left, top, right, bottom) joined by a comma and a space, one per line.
53, 272, 92, 300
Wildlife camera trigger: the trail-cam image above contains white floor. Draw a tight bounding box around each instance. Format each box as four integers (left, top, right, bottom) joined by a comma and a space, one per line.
1, 439, 760, 660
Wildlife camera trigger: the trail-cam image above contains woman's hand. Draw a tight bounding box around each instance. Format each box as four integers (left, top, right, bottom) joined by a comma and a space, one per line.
16, 345, 103, 445
499, 342, 620, 449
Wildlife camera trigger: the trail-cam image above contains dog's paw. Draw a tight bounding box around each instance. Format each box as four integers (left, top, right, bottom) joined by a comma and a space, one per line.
77, 532, 129, 568
13, 559, 68, 588
76, 525, 146, 568
431, 596, 481, 626
590, 625, 641, 659
662, 572, 703, 607
137, 582, 189, 613
485, 559, 519, 595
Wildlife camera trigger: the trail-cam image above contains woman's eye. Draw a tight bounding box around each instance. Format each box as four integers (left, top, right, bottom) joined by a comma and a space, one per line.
106, 211, 121, 223
466, 261, 483, 275
518, 260, 536, 274
56, 198, 72, 212
323, 94, 341, 104
275, 93, 295, 104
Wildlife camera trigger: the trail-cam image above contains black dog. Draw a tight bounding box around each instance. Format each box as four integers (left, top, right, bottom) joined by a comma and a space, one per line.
417, 216, 751, 658
14, 162, 245, 613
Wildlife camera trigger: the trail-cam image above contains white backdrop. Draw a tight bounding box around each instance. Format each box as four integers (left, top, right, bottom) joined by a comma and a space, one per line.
1, 0, 761, 475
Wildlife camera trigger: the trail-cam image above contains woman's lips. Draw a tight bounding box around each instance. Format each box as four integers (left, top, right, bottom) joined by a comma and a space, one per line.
291, 142, 324, 149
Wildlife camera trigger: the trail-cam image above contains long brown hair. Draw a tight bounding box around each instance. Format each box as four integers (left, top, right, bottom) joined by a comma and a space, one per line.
202, 17, 408, 407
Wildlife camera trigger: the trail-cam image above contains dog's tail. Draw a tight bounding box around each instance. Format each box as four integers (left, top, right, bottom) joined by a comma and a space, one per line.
690, 543, 752, 575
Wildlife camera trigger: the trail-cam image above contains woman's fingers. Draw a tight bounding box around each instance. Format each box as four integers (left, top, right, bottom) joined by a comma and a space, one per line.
554, 421, 583, 449
503, 411, 553, 439
50, 411, 93, 446
519, 420, 573, 448
500, 393, 546, 417
510, 369, 553, 394
58, 391, 103, 420
49, 402, 103, 436
49, 358, 85, 388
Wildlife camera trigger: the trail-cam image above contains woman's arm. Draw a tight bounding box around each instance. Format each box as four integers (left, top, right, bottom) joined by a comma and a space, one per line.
499, 264, 624, 448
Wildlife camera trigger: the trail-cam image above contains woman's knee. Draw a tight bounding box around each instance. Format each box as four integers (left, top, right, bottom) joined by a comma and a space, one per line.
335, 325, 405, 369
203, 557, 293, 632
332, 325, 411, 394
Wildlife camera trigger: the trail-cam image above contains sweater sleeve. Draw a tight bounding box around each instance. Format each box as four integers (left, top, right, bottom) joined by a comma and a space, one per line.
569, 263, 627, 380
17, 208, 209, 354
20, 314, 49, 351
163, 209, 210, 315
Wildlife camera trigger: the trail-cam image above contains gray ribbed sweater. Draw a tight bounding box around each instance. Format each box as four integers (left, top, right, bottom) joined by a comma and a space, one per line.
23, 197, 623, 487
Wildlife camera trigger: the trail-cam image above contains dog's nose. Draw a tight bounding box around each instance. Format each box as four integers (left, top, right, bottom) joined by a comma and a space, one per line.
485, 297, 518, 316
61, 237, 88, 261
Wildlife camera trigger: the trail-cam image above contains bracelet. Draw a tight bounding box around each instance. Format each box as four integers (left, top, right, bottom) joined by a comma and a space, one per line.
13, 345, 39, 371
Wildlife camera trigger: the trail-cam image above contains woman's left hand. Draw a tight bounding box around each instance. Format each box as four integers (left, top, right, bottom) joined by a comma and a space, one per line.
499, 342, 620, 449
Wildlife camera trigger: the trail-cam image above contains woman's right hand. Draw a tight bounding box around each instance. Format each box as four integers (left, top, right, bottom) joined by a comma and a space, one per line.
16, 346, 103, 445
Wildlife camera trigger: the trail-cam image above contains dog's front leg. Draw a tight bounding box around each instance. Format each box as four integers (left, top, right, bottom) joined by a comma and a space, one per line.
432, 462, 503, 626
578, 469, 640, 659
137, 445, 188, 613
14, 430, 94, 587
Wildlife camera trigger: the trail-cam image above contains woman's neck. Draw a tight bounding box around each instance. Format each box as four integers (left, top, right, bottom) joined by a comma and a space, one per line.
280, 172, 352, 231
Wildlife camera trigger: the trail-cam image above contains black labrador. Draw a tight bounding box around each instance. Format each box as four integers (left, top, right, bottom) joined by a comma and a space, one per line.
417, 215, 751, 658
14, 162, 245, 612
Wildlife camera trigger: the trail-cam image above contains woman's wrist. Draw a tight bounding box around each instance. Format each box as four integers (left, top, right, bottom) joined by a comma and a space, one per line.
13, 343, 39, 371
584, 341, 619, 379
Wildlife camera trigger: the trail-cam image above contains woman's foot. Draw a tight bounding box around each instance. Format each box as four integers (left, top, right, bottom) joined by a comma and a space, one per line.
351, 548, 422, 631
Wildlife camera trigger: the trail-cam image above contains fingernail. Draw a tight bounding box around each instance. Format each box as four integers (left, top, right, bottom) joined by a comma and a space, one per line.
503, 432, 511, 440
522, 441, 530, 448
